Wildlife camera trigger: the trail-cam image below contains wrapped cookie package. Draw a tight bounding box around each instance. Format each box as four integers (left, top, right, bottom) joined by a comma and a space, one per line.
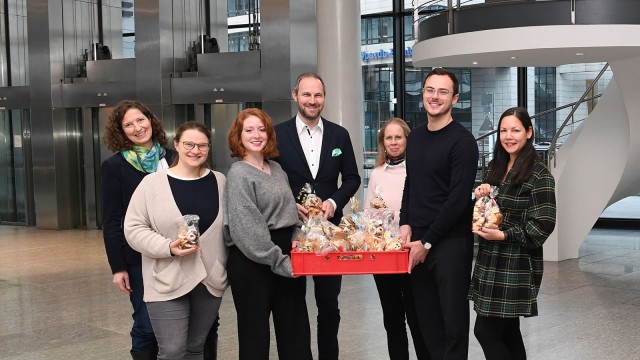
472, 186, 503, 231
178, 214, 200, 249
297, 183, 325, 219
297, 197, 403, 254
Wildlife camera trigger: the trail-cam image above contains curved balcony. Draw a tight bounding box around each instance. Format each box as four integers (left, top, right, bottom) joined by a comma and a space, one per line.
412, 0, 640, 261
413, 0, 640, 68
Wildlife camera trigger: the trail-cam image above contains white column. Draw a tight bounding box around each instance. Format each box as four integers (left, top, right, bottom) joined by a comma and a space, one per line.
317, 0, 365, 203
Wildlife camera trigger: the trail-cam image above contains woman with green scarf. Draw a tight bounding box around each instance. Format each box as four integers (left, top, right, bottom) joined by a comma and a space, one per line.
101, 100, 175, 359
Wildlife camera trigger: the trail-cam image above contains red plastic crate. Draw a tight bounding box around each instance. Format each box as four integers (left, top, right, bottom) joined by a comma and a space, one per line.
291, 249, 409, 276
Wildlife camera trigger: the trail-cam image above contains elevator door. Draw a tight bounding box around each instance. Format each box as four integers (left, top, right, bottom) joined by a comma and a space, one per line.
0, 109, 33, 225
81, 106, 115, 229
204, 103, 247, 175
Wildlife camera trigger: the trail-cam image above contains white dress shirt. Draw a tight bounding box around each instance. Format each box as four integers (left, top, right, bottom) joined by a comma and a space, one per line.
296, 116, 323, 179
295, 116, 337, 211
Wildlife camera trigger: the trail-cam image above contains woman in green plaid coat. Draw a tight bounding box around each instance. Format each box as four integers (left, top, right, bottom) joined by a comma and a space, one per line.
469, 107, 556, 360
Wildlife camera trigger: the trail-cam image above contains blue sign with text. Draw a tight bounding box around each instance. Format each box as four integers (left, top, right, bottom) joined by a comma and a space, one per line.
361, 47, 413, 62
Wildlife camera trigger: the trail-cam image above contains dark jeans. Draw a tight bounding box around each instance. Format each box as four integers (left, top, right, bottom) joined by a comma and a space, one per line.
128, 264, 157, 352
374, 273, 430, 360
227, 227, 312, 360
312, 274, 342, 360
474, 316, 526, 360
410, 234, 474, 360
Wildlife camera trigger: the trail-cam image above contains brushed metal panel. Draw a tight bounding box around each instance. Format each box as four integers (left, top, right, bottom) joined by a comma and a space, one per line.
58, 81, 136, 108
196, 51, 260, 77
0, 86, 30, 109
81, 107, 97, 228
63, 0, 95, 79
172, 0, 201, 73
210, 103, 241, 175
260, 0, 316, 119
135, 0, 173, 106
263, 100, 297, 126
28, 0, 61, 229
170, 75, 261, 104
102, 2, 124, 59
8, 0, 29, 86
86, 58, 135, 82
0, 6, 7, 86
53, 108, 82, 228
210, 0, 229, 53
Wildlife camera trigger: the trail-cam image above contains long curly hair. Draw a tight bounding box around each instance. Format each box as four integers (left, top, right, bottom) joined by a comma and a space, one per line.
103, 100, 168, 152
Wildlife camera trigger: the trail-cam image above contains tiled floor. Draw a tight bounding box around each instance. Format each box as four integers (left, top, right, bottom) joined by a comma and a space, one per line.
1, 225, 639, 359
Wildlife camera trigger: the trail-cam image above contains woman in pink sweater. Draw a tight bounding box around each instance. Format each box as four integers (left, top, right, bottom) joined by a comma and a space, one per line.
364, 118, 429, 360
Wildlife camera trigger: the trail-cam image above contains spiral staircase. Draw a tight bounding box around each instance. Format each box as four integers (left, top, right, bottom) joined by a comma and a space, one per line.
412, 0, 640, 261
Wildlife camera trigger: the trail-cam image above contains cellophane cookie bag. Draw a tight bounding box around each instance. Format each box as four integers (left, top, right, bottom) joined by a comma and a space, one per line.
472, 186, 503, 231
177, 214, 200, 249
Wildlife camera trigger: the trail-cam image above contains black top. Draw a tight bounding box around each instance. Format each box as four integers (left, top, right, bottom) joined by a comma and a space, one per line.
399, 121, 479, 246
101, 149, 175, 274
168, 171, 219, 234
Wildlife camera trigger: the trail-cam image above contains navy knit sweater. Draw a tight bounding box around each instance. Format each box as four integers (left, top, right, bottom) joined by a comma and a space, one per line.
399, 121, 479, 246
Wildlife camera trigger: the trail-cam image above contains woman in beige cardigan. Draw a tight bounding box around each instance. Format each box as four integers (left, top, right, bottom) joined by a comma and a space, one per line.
125, 121, 227, 359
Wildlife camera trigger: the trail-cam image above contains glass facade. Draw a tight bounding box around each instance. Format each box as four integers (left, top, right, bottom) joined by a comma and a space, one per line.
534, 67, 557, 143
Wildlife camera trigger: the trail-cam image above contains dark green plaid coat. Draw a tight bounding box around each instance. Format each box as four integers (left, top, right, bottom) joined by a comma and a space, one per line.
469, 160, 556, 318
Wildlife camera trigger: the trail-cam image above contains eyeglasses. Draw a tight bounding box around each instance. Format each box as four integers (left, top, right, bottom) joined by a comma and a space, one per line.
422, 87, 453, 97
181, 141, 210, 151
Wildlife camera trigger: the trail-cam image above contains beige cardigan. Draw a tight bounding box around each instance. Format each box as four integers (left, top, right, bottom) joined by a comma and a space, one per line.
124, 169, 228, 302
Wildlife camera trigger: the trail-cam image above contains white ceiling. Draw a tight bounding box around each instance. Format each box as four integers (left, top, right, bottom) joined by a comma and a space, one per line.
412, 24, 640, 68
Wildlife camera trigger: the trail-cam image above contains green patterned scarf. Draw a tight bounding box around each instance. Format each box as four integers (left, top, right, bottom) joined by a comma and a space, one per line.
121, 141, 166, 173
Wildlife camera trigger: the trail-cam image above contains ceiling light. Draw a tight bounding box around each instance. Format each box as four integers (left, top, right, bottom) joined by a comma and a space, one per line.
472, 61, 478, 65
511, 56, 518, 60
576, 52, 584, 56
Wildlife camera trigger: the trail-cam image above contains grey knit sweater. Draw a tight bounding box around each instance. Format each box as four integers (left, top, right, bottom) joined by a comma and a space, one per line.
224, 160, 301, 277
124, 169, 228, 301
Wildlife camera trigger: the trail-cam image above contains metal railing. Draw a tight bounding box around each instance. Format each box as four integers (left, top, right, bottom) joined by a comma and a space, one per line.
548, 62, 610, 166
475, 63, 608, 181
413, 0, 582, 39
413, 1, 611, 176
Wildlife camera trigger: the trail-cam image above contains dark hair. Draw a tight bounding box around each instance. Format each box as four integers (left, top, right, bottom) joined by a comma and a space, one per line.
293, 72, 326, 95
375, 118, 411, 167
422, 68, 459, 96
103, 100, 168, 152
486, 107, 539, 186
171, 121, 212, 168
227, 108, 279, 159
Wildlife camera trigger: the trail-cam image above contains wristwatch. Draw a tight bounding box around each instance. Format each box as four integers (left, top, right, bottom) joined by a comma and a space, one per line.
423, 242, 432, 250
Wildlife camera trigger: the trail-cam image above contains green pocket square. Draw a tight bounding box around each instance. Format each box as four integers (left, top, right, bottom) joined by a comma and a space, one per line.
332, 148, 342, 157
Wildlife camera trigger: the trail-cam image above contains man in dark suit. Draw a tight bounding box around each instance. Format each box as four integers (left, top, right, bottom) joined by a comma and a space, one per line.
274, 72, 361, 360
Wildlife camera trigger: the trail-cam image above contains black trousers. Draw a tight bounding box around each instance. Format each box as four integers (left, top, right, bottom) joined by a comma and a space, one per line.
227, 227, 312, 360
373, 273, 431, 360
312, 274, 342, 360
474, 316, 526, 360
410, 234, 474, 360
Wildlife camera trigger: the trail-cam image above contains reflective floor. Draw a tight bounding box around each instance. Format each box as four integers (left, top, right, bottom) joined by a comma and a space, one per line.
1, 225, 639, 360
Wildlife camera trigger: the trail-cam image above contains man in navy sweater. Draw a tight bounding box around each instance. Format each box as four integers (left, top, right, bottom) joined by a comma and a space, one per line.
400, 68, 479, 360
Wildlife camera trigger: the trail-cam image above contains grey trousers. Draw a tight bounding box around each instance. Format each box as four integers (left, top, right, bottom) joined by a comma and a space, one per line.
147, 283, 222, 360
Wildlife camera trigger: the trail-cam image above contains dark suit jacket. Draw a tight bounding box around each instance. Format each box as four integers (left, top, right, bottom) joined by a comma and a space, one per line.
274, 117, 361, 225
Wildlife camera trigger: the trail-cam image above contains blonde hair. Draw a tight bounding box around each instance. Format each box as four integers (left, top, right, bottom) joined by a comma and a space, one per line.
375, 118, 411, 167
